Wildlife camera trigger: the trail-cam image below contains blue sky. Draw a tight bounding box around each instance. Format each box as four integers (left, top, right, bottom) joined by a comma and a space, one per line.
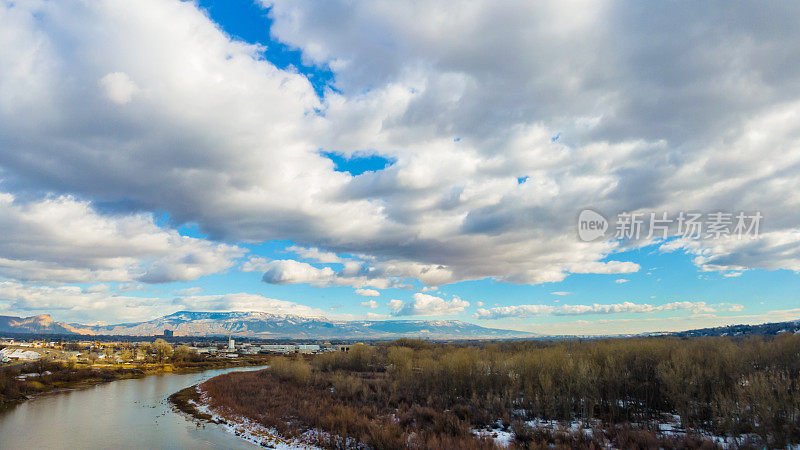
196, 0, 334, 96
0, 0, 799, 334
171, 0, 800, 333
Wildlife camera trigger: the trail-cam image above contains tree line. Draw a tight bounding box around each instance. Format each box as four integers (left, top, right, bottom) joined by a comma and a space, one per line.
201, 334, 800, 448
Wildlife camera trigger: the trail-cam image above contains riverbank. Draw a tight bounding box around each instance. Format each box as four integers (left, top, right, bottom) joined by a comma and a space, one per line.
170, 381, 320, 449
0, 355, 269, 413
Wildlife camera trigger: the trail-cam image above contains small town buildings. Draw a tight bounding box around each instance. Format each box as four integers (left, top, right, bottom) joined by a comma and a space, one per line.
258, 344, 321, 354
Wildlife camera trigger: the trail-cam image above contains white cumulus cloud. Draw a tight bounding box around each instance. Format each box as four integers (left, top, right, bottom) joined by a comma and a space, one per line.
355, 288, 380, 297
0, 193, 244, 284
360, 299, 378, 309
389, 293, 469, 316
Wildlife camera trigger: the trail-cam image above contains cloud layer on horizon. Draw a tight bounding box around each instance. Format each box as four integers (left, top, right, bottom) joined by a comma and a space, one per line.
475, 301, 744, 320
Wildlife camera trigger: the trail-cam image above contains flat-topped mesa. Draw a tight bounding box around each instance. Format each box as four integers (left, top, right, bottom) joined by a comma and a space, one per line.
0, 314, 91, 334
18, 314, 55, 326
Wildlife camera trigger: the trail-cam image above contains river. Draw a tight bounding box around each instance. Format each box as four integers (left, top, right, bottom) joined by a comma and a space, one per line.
0, 366, 268, 449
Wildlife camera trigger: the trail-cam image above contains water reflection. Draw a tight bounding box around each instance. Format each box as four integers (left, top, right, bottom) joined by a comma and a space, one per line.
0, 366, 267, 449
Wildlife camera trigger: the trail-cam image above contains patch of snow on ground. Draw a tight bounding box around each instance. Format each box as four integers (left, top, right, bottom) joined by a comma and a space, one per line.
472, 422, 514, 448
472, 428, 514, 447
475, 416, 767, 449
189, 388, 320, 450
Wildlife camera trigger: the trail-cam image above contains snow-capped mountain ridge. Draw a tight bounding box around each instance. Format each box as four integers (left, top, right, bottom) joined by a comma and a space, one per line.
85, 311, 537, 338
0, 311, 536, 339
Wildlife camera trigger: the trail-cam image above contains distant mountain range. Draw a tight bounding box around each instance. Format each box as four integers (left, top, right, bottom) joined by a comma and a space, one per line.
0, 311, 537, 339
3, 311, 799, 339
